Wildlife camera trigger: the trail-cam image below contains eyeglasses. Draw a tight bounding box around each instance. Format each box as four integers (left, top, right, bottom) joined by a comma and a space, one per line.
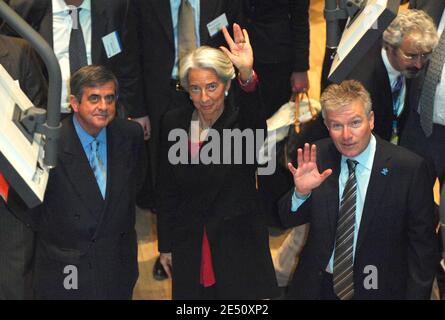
397, 48, 432, 62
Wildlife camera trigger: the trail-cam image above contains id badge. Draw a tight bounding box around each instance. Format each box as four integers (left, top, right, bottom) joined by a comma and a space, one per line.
207, 13, 229, 37
102, 31, 122, 58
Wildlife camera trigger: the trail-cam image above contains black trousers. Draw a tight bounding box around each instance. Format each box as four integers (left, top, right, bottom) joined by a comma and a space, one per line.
0, 201, 34, 299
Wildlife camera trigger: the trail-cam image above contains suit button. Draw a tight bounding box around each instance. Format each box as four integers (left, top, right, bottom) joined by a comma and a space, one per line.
92, 239, 96, 243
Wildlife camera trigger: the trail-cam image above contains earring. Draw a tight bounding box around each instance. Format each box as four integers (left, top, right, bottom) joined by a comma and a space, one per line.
224, 91, 228, 97
189, 96, 192, 100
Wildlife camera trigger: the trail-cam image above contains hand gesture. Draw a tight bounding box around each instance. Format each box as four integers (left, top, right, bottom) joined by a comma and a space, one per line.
288, 143, 332, 196
160, 252, 172, 278
220, 23, 253, 81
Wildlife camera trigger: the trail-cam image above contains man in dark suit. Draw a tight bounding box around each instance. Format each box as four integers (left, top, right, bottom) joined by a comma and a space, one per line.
32, 65, 146, 299
0, 34, 47, 299
3, 0, 149, 136
134, 0, 243, 280
346, 9, 438, 143
279, 80, 437, 299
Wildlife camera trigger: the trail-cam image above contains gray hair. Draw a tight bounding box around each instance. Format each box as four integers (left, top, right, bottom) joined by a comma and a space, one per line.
70, 65, 119, 103
320, 80, 372, 119
179, 46, 235, 91
383, 9, 438, 52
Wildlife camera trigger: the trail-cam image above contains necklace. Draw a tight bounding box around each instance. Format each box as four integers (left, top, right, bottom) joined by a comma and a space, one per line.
192, 110, 212, 131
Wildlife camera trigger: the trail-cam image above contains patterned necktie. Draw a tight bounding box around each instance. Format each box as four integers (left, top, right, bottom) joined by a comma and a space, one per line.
178, 0, 196, 61
390, 74, 405, 145
69, 7, 88, 75
89, 139, 106, 199
419, 30, 445, 137
333, 159, 358, 300
392, 74, 404, 113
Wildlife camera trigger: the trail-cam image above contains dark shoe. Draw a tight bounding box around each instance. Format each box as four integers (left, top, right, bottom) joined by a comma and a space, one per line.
153, 256, 168, 281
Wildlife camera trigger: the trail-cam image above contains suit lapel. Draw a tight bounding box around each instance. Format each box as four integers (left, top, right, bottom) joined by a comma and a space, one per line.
356, 137, 391, 251
93, 121, 128, 238
376, 54, 393, 118
199, 0, 219, 45
59, 118, 104, 219
321, 142, 341, 243
40, 2, 53, 47
91, 0, 107, 63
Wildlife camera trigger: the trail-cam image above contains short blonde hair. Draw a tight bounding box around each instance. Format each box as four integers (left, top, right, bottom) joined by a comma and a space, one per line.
383, 9, 438, 52
179, 46, 235, 91
320, 80, 372, 119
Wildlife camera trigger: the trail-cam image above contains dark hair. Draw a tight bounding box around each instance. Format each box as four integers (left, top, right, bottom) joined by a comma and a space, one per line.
70, 65, 119, 103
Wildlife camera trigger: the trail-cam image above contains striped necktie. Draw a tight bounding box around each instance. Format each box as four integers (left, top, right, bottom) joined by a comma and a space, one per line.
178, 0, 196, 61
333, 159, 358, 300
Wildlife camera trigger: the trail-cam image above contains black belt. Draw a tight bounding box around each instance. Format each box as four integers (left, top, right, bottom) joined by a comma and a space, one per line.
170, 79, 185, 92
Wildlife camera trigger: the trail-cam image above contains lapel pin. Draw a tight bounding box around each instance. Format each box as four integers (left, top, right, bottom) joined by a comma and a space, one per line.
381, 168, 389, 176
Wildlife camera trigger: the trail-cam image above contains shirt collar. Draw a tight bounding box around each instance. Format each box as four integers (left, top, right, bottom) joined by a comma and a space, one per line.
381, 48, 402, 86
341, 134, 376, 172
72, 115, 106, 149
52, 0, 91, 14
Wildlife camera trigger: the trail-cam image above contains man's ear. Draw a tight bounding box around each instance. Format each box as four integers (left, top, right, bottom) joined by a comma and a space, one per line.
69, 95, 79, 113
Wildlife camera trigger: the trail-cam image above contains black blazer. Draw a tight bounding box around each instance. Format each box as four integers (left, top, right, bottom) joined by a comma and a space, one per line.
278, 137, 438, 299
4, 0, 146, 118
157, 84, 278, 300
33, 116, 146, 299
346, 41, 410, 141
243, 0, 310, 71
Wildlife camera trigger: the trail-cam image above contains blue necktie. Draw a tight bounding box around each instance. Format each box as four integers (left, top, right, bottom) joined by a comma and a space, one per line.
89, 139, 106, 198
390, 74, 404, 145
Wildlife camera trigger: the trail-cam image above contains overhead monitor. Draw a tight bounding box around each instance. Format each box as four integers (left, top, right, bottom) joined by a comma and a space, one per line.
0, 64, 49, 208
328, 0, 400, 83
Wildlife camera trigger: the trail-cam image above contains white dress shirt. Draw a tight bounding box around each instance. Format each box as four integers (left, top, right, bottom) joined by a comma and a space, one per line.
52, 0, 92, 113
381, 48, 406, 117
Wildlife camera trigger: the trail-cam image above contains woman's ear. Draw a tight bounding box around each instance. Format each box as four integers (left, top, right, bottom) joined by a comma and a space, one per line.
225, 81, 231, 96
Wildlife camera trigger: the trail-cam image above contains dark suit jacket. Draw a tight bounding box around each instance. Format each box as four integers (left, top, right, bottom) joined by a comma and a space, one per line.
4, 0, 145, 118
278, 137, 438, 299
346, 41, 410, 141
243, 0, 309, 71
32, 116, 146, 299
157, 84, 278, 300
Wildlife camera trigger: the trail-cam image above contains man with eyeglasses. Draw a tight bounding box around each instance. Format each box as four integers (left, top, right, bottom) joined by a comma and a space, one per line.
401, 0, 445, 300
346, 9, 438, 145
31, 65, 147, 299
278, 80, 437, 300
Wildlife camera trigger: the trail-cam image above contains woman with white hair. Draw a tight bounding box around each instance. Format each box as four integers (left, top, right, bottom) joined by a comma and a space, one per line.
156, 24, 279, 300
